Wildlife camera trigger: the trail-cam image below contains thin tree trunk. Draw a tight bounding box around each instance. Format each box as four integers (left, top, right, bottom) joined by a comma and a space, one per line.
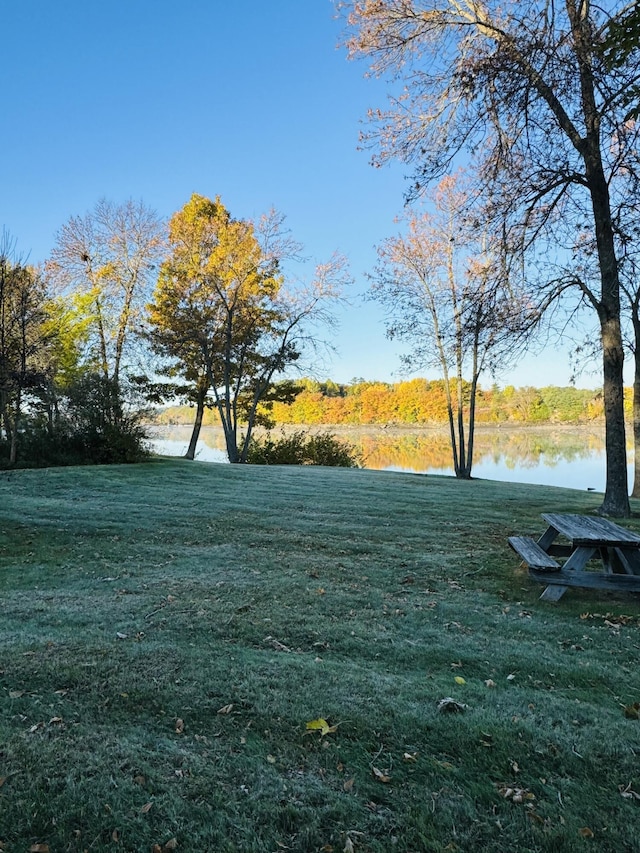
8, 389, 20, 466
185, 389, 206, 461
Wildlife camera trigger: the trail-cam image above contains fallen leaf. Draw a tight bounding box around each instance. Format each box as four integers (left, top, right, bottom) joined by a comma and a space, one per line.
9, 690, 24, 699
217, 703, 234, 715
485, 679, 497, 688
623, 702, 640, 720
403, 752, 418, 761
163, 839, 178, 851
437, 697, 468, 713
264, 635, 292, 652
29, 846, 50, 853
578, 827, 594, 838
175, 718, 185, 734
306, 718, 338, 736
267, 754, 277, 764
49, 716, 64, 725
28, 722, 45, 734
344, 838, 355, 853
497, 785, 535, 803
116, 632, 128, 640
140, 802, 153, 814
506, 673, 516, 681
619, 782, 640, 800
372, 766, 391, 783
454, 676, 466, 685
133, 774, 146, 786
111, 829, 119, 842
343, 777, 355, 791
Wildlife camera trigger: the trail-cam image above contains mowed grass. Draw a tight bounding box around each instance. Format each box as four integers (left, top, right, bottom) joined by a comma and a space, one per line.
1, 460, 640, 852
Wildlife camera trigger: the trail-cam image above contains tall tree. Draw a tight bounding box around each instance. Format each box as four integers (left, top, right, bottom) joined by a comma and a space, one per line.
370, 174, 529, 477
339, 0, 640, 516
0, 243, 54, 465
47, 198, 164, 388
148, 194, 347, 463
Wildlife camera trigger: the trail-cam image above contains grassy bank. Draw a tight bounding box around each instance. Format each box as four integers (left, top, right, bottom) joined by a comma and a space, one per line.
1, 460, 640, 852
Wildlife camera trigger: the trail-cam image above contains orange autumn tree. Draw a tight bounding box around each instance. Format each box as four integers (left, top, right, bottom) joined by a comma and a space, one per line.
148, 194, 347, 463
370, 174, 529, 478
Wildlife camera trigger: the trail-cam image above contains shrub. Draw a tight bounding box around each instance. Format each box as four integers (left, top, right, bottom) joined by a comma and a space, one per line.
0, 373, 150, 469
245, 430, 361, 467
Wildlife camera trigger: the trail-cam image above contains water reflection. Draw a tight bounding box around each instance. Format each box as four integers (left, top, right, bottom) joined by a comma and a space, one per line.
147, 424, 632, 493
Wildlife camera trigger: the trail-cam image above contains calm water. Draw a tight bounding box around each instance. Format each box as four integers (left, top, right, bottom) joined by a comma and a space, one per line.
147, 424, 634, 494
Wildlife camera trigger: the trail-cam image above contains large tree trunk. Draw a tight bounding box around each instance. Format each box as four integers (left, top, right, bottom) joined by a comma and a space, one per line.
632, 323, 640, 498
599, 312, 628, 515
587, 165, 630, 516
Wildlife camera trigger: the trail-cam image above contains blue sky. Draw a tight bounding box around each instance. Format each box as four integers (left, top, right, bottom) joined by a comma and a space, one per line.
0, 0, 594, 388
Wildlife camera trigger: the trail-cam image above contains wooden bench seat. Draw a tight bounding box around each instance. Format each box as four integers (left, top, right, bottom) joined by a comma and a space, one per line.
508, 536, 560, 571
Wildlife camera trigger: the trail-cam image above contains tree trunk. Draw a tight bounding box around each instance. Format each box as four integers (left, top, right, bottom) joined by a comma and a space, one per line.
632, 322, 640, 498
585, 170, 630, 515
571, 3, 630, 516
598, 311, 629, 515
185, 390, 206, 461
8, 389, 20, 466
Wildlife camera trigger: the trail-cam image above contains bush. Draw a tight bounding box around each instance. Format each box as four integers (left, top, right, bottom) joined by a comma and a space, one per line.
0, 373, 150, 469
245, 430, 361, 467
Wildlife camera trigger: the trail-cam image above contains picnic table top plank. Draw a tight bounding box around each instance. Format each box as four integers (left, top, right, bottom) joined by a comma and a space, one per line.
541, 513, 640, 546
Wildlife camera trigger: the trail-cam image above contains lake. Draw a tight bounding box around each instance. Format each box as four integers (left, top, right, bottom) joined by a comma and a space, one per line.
147, 424, 635, 494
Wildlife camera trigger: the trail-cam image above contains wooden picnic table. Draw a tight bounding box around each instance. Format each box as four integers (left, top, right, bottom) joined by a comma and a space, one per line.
509, 513, 640, 601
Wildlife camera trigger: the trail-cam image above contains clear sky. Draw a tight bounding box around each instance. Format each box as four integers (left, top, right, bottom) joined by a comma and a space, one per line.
0, 0, 596, 389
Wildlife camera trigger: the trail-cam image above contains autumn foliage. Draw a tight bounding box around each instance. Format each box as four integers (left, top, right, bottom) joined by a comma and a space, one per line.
157, 378, 606, 427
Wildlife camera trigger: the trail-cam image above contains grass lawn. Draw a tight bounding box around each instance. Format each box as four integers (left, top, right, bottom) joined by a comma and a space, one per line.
2, 459, 640, 852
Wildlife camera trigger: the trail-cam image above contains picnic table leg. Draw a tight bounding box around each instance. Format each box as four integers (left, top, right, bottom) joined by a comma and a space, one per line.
539, 546, 597, 602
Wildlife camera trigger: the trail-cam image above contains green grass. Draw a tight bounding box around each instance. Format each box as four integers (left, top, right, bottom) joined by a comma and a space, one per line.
2, 460, 640, 852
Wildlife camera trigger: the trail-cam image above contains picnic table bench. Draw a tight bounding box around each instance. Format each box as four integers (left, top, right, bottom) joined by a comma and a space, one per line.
509, 513, 640, 601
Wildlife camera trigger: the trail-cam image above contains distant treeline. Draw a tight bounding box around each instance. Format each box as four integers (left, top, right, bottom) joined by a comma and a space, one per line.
155, 378, 612, 427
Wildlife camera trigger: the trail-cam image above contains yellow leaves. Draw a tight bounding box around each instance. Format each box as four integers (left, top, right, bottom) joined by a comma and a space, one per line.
454, 676, 466, 685
306, 718, 338, 736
